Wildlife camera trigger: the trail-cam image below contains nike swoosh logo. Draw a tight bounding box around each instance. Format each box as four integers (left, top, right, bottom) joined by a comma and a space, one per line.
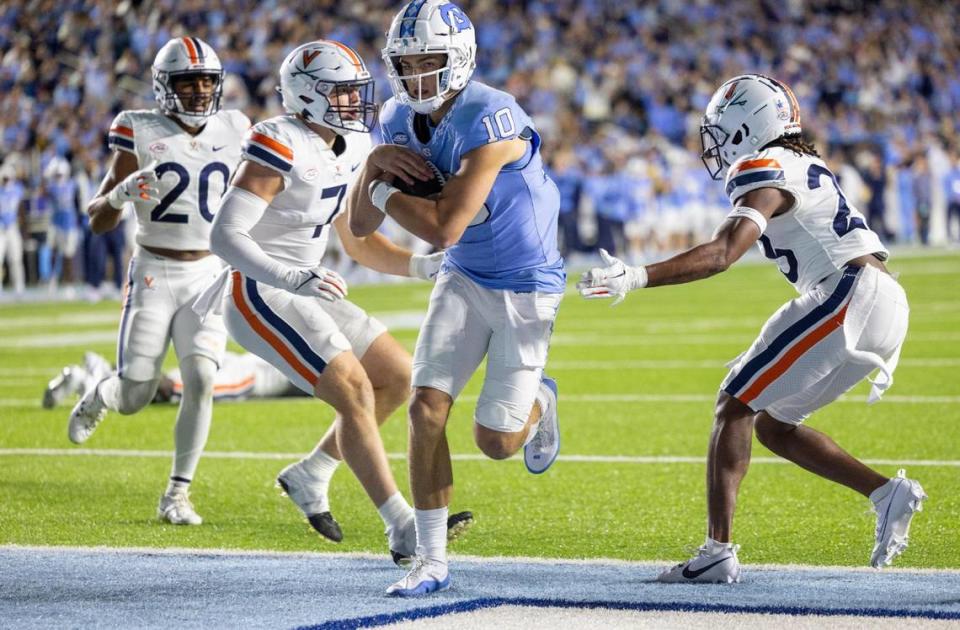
212, 145, 226, 152
351, 163, 360, 172
681, 555, 731, 579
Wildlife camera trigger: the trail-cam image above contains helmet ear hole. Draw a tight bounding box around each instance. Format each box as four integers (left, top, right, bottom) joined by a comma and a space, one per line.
732, 130, 743, 145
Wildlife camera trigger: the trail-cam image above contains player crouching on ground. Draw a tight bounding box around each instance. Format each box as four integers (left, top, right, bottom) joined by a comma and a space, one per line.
204, 40, 471, 565
578, 74, 926, 583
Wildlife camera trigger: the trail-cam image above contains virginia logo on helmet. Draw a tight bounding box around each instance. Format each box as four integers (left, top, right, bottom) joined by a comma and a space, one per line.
700, 74, 802, 181
278, 40, 377, 136
152, 37, 224, 127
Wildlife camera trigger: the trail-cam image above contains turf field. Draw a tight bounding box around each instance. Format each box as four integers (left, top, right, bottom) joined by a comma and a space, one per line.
1, 251, 958, 570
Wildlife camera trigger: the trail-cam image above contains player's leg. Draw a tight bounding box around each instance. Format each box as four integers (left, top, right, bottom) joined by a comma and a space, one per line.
753, 267, 923, 567
472, 290, 562, 473
224, 275, 411, 550
8, 224, 24, 294
389, 271, 489, 596
68, 256, 169, 443
160, 281, 227, 525
275, 301, 406, 543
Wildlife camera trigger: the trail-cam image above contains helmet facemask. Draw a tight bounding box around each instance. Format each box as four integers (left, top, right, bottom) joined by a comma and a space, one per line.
387, 52, 465, 114
314, 79, 378, 134
157, 69, 223, 127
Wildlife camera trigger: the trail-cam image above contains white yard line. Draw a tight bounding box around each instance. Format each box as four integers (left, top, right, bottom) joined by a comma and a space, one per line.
3, 392, 959, 407
1, 447, 957, 468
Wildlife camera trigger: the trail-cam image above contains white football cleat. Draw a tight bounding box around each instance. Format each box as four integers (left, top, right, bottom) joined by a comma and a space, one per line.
276, 461, 342, 543
870, 469, 927, 568
386, 556, 450, 597
658, 543, 742, 584
525, 375, 560, 474
67, 384, 108, 444
81, 352, 113, 396
43, 366, 84, 409
157, 491, 203, 526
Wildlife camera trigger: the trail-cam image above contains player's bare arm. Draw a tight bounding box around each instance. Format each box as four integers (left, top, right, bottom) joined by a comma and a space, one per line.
349, 144, 432, 237
87, 150, 156, 234
578, 187, 789, 303
367, 138, 526, 248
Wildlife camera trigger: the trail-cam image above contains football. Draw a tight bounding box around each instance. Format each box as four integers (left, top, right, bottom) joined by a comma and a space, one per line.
394, 160, 446, 198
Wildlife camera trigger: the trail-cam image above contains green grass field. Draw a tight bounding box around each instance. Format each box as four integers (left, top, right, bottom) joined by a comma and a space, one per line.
1, 253, 958, 569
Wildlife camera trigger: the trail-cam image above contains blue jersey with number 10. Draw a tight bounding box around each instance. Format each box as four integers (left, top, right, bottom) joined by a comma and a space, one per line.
379, 81, 565, 293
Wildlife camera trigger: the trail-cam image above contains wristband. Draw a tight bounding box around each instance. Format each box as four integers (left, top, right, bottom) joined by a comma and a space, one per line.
368, 179, 399, 214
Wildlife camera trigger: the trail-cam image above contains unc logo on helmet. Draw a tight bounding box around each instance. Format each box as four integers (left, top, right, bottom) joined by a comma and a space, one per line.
152, 37, 224, 127
700, 74, 802, 181
382, 0, 477, 114
278, 40, 377, 136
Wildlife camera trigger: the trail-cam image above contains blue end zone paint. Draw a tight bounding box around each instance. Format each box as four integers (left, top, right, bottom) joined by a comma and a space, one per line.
303, 597, 960, 629
3, 548, 959, 629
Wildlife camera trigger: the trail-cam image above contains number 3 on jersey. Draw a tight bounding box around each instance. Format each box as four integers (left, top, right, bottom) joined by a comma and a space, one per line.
807, 163, 866, 237
151, 161, 230, 224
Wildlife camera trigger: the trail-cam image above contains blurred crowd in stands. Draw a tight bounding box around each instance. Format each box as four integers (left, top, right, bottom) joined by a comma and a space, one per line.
1, 0, 959, 299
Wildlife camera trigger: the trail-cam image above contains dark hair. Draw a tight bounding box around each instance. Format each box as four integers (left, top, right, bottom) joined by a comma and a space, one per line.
763, 133, 820, 158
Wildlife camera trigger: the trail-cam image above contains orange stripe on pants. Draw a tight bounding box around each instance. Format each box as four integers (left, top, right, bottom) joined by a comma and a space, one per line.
739, 304, 849, 405
231, 272, 318, 388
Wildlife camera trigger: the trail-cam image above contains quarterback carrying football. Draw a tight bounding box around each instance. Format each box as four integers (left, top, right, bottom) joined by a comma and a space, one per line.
351, 0, 565, 597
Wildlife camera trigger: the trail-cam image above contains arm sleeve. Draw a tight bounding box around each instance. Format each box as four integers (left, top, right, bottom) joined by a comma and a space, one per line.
209, 186, 298, 291
107, 111, 137, 154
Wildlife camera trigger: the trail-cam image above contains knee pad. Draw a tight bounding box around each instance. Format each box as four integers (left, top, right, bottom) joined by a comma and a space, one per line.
474, 399, 527, 434
178, 355, 218, 399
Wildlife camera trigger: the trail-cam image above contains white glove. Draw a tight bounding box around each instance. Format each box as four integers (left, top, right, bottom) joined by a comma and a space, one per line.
106, 167, 160, 209
409, 251, 444, 280
577, 248, 648, 306
289, 266, 348, 302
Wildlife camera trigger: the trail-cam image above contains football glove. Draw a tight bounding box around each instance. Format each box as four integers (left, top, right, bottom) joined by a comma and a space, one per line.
577, 249, 648, 306
289, 266, 348, 302
106, 167, 161, 209
409, 251, 444, 280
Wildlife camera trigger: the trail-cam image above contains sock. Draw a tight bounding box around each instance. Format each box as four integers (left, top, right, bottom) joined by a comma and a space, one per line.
165, 476, 190, 496
705, 536, 732, 555
415, 507, 449, 564
377, 492, 414, 532
522, 383, 550, 447
301, 445, 341, 485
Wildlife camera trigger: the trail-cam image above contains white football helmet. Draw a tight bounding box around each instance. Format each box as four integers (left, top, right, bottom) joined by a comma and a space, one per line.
382, 0, 477, 114
278, 40, 376, 135
152, 37, 223, 127
700, 74, 802, 180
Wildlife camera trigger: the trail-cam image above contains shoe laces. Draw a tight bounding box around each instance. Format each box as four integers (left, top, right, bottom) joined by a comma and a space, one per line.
166, 491, 194, 511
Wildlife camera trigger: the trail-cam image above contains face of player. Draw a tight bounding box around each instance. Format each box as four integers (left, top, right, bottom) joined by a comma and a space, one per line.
397, 54, 447, 100
171, 73, 218, 113
327, 84, 362, 121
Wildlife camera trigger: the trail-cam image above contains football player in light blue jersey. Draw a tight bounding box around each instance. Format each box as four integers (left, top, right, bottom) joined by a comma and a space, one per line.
351, 0, 564, 597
